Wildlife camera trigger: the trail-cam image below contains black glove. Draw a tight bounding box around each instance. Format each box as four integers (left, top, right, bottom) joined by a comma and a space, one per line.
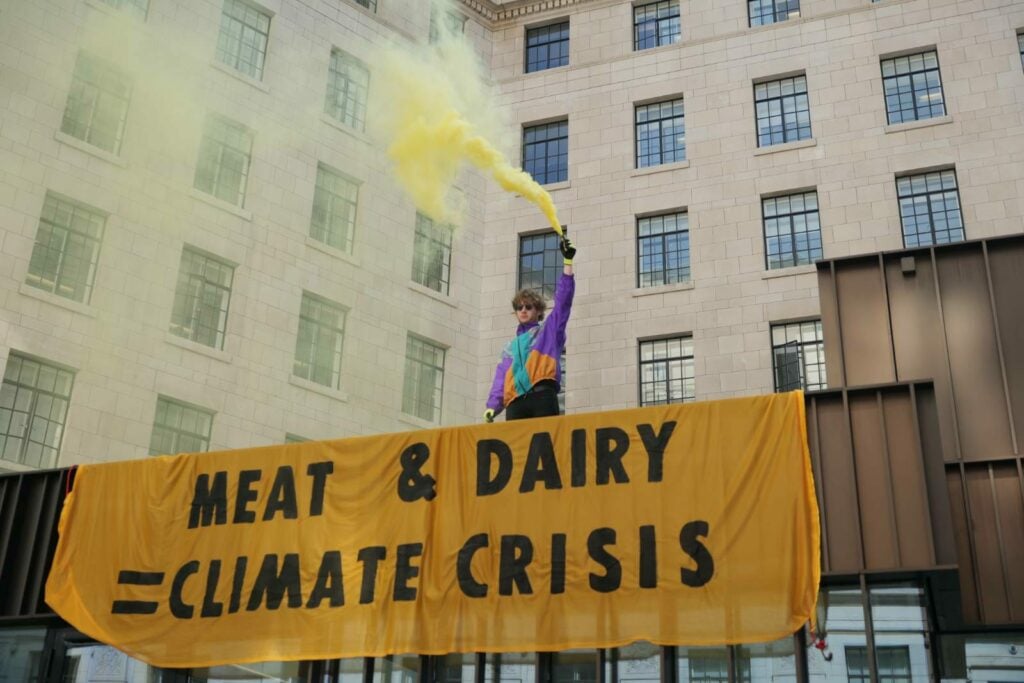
560, 237, 576, 263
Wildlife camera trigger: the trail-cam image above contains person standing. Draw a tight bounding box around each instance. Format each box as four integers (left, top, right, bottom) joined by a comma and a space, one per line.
484, 237, 576, 421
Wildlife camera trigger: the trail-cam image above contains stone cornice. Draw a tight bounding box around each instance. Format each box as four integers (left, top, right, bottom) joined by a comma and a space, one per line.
458, 0, 590, 24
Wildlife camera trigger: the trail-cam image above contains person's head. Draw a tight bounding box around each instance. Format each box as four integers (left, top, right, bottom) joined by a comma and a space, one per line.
511, 289, 546, 325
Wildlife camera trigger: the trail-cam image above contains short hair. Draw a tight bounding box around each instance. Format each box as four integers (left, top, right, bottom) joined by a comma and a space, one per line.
511, 289, 547, 320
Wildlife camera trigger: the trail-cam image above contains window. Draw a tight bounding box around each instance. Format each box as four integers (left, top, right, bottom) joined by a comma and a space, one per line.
325, 49, 370, 131
353, 0, 376, 11
637, 211, 690, 287
402, 335, 445, 423
0, 354, 74, 468
748, 0, 799, 26
194, 114, 252, 207
430, 5, 466, 43
26, 193, 105, 304
736, 636, 798, 683
96, 0, 148, 19
755, 75, 811, 147
679, 648, 729, 683
525, 21, 569, 73
762, 190, 822, 269
1019, 31, 1024, 70
634, 1, 680, 50
311, 164, 359, 253
294, 292, 347, 389
169, 248, 235, 349
639, 336, 694, 407
518, 231, 563, 299
411, 213, 453, 295
845, 647, 912, 683
771, 320, 826, 392
215, 0, 270, 80
149, 396, 213, 455
636, 98, 685, 168
61, 52, 132, 154
896, 169, 964, 247
523, 120, 568, 185
881, 50, 945, 125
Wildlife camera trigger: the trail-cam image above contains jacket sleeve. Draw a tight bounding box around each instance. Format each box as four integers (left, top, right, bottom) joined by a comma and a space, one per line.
486, 354, 512, 414
547, 273, 575, 351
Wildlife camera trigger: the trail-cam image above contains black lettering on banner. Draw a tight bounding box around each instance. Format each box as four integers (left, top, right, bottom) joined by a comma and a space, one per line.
397, 443, 437, 502
393, 543, 424, 601
570, 429, 587, 487
263, 466, 298, 521
111, 571, 163, 615
188, 472, 227, 528
587, 527, 621, 593
639, 525, 657, 589
170, 560, 200, 619
638, 422, 676, 483
595, 428, 630, 485
228, 556, 248, 613
306, 461, 334, 516
307, 551, 344, 608
680, 521, 714, 588
457, 533, 489, 598
550, 533, 567, 595
498, 535, 534, 596
247, 554, 302, 611
200, 560, 224, 617
519, 432, 563, 493
234, 469, 262, 524
358, 546, 386, 604
476, 439, 512, 496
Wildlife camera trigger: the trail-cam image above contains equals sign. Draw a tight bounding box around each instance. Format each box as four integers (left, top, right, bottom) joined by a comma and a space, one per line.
111, 570, 165, 615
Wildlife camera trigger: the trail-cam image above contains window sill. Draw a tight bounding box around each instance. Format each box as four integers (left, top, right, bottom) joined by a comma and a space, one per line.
165, 332, 233, 363
408, 281, 458, 308
189, 188, 253, 221
19, 282, 97, 317
542, 180, 571, 191
632, 280, 694, 297
633, 39, 683, 55
320, 113, 373, 145
884, 114, 953, 134
754, 137, 816, 156
761, 263, 817, 279
210, 60, 270, 93
305, 235, 360, 266
54, 131, 127, 167
631, 160, 690, 177
523, 63, 570, 78
397, 413, 439, 430
289, 374, 349, 402
84, 0, 144, 20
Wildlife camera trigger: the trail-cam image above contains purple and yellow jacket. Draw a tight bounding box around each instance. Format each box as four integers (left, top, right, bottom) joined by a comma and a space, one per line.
486, 273, 575, 415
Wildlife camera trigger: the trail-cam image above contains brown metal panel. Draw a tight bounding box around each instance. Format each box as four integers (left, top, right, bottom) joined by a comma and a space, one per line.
813, 395, 864, 572
834, 261, 897, 387
881, 390, 934, 567
986, 239, 1024, 454
884, 253, 961, 463
913, 385, 958, 566
806, 398, 831, 574
991, 462, 1024, 621
935, 249, 1014, 461
817, 263, 845, 388
849, 392, 899, 569
946, 467, 981, 623
963, 465, 1011, 623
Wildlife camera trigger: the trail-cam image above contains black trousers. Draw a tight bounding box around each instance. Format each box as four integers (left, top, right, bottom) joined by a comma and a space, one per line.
505, 387, 560, 420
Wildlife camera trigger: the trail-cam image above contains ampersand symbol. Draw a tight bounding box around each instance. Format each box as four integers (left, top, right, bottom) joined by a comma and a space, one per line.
398, 443, 436, 502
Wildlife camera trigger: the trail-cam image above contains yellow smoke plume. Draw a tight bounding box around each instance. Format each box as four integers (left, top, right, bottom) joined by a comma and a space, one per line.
369, 20, 562, 236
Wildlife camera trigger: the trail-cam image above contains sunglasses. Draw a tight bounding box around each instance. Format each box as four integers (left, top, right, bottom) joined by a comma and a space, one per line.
514, 303, 535, 311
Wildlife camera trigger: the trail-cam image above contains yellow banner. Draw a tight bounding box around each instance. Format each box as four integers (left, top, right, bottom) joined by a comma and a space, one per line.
46, 392, 819, 668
